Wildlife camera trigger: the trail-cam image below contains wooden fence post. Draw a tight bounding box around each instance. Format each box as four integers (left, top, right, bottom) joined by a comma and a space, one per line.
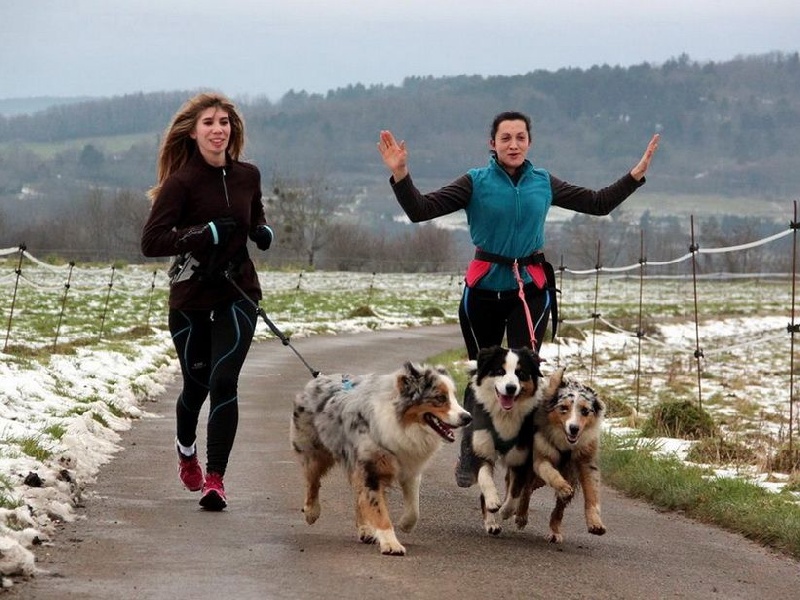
98, 265, 116, 340
3, 244, 26, 352
635, 230, 647, 413
53, 261, 75, 350
689, 216, 704, 409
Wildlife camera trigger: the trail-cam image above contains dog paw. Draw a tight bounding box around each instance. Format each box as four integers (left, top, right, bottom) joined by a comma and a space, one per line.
302, 503, 320, 525
358, 525, 376, 544
588, 523, 607, 536
398, 513, 418, 533
546, 532, 564, 544
485, 495, 502, 513
377, 530, 406, 556
555, 484, 574, 501
499, 497, 518, 520
484, 523, 502, 536
380, 542, 407, 556
514, 513, 529, 530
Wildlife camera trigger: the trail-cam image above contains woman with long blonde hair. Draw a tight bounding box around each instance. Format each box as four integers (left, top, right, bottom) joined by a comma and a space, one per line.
142, 92, 274, 511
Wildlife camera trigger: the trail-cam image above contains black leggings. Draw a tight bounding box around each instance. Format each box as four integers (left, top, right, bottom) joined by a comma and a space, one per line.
169, 299, 257, 476
458, 282, 551, 359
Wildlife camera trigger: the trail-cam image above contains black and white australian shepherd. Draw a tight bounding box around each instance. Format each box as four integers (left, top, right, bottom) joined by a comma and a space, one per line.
522, 366, 607, 543
467, 346, 557, 535
290, 362, 472, 556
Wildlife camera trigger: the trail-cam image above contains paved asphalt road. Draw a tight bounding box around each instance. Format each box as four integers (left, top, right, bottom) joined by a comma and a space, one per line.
7, 325, 800, 599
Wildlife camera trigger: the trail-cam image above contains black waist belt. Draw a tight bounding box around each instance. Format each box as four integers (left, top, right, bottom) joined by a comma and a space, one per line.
474, 249, 545, 266
471, 248, 559, 342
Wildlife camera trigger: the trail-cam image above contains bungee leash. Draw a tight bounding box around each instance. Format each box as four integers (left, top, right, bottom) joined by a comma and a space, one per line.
222, 267, 320, 378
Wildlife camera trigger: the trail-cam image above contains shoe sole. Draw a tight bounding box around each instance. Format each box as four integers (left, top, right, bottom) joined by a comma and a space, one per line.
454, 459, 476, 488
199, 490, 227, 511
455, 470, 476, 488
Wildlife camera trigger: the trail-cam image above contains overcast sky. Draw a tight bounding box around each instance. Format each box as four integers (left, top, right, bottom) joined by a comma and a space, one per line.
3, 0, 798, 102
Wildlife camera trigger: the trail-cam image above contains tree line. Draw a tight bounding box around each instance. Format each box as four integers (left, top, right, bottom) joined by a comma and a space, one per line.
0, 51, 798, 269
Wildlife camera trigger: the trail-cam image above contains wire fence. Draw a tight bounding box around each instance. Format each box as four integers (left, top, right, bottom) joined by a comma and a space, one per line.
2, 203, 799, 459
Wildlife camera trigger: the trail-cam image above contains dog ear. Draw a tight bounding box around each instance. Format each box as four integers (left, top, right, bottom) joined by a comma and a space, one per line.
518, 347, 543, 378
475, 346, 500, 382
397, 362, 425, 400
592, 394, 606, 416
403, 361, 422, 378
544, 366, 566, 399
476, 346, 497, 367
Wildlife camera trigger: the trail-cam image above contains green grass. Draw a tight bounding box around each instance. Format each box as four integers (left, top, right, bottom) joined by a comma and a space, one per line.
0, 474, 22, 510
3, 265, 799, 560
0, 132, 156, 160
601, 434, 800, 559
13, 436, 53, 462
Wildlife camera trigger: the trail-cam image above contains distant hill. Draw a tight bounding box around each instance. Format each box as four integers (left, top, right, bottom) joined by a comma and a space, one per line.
1, 52, 799, 217
0, 96, 97, 117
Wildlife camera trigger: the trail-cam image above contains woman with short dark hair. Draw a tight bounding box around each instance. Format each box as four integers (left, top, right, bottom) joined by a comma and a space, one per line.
378, 111, 659, 486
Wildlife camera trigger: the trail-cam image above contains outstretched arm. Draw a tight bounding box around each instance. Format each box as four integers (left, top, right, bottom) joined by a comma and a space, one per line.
377, 130, 409, 182
630, 133, 660, 181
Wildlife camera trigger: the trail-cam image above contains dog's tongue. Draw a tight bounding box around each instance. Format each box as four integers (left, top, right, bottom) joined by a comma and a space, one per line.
499, 394, 515, 410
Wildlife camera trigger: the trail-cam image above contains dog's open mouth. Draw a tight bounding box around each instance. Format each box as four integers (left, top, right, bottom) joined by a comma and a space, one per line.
566, 432, 580, 444
424, 413, 456, 442
496, 392, 517, 410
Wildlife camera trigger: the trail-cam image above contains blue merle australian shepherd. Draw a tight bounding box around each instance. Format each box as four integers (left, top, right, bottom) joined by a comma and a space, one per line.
290, 362, 472, 556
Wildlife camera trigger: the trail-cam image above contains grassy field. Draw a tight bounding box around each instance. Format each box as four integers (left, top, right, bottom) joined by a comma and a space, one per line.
1, 261, 799, 558
0, 132, 156, 159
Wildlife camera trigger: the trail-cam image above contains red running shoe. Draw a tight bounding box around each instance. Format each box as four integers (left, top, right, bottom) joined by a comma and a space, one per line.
177, 448, 204, 492
199, 471, 227, 511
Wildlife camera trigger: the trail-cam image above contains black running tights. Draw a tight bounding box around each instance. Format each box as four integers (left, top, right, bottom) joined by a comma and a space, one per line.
169, 299, 257, 476
458, 282, 550, 360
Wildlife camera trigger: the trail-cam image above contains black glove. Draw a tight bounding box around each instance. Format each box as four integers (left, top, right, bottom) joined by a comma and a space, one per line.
251, 225, 274, 251
208, 217, 237, 246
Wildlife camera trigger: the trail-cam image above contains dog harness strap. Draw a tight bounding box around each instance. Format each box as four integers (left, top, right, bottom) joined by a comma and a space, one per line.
558, 449, 572, 470
491, 427, 517, 455
511, 260, 537, 350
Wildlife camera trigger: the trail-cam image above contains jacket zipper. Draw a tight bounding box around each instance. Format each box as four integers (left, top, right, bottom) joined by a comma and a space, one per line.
222, 168, 231, 209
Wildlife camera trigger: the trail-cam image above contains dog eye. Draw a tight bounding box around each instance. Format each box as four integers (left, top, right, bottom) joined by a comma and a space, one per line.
581, 407, 591, 416
430, 393, 447, 406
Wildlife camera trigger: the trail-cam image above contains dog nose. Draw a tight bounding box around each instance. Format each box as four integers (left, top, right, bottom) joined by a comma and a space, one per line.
505, 384, 518, 395
461, 412, 473, 426
569, 424, 580, 436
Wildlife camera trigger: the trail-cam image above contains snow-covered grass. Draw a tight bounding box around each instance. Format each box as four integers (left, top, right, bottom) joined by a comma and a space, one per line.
0, 261, 798, 584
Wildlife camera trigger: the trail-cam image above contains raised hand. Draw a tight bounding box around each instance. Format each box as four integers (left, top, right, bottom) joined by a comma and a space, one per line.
630, 133, 660, 181
377, 130, 409, 182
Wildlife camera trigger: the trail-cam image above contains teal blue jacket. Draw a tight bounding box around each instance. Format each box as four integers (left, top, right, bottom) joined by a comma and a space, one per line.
390, 155, 643, 291
465, 158, 552, 289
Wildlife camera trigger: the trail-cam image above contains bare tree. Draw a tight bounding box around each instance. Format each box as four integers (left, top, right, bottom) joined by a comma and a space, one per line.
267, 174, 337, 267
321, 222, 387, 271
388, 224, 457, 272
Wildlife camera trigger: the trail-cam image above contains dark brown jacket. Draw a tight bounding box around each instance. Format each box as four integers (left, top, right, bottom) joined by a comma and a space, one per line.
141, 151, 268, 310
